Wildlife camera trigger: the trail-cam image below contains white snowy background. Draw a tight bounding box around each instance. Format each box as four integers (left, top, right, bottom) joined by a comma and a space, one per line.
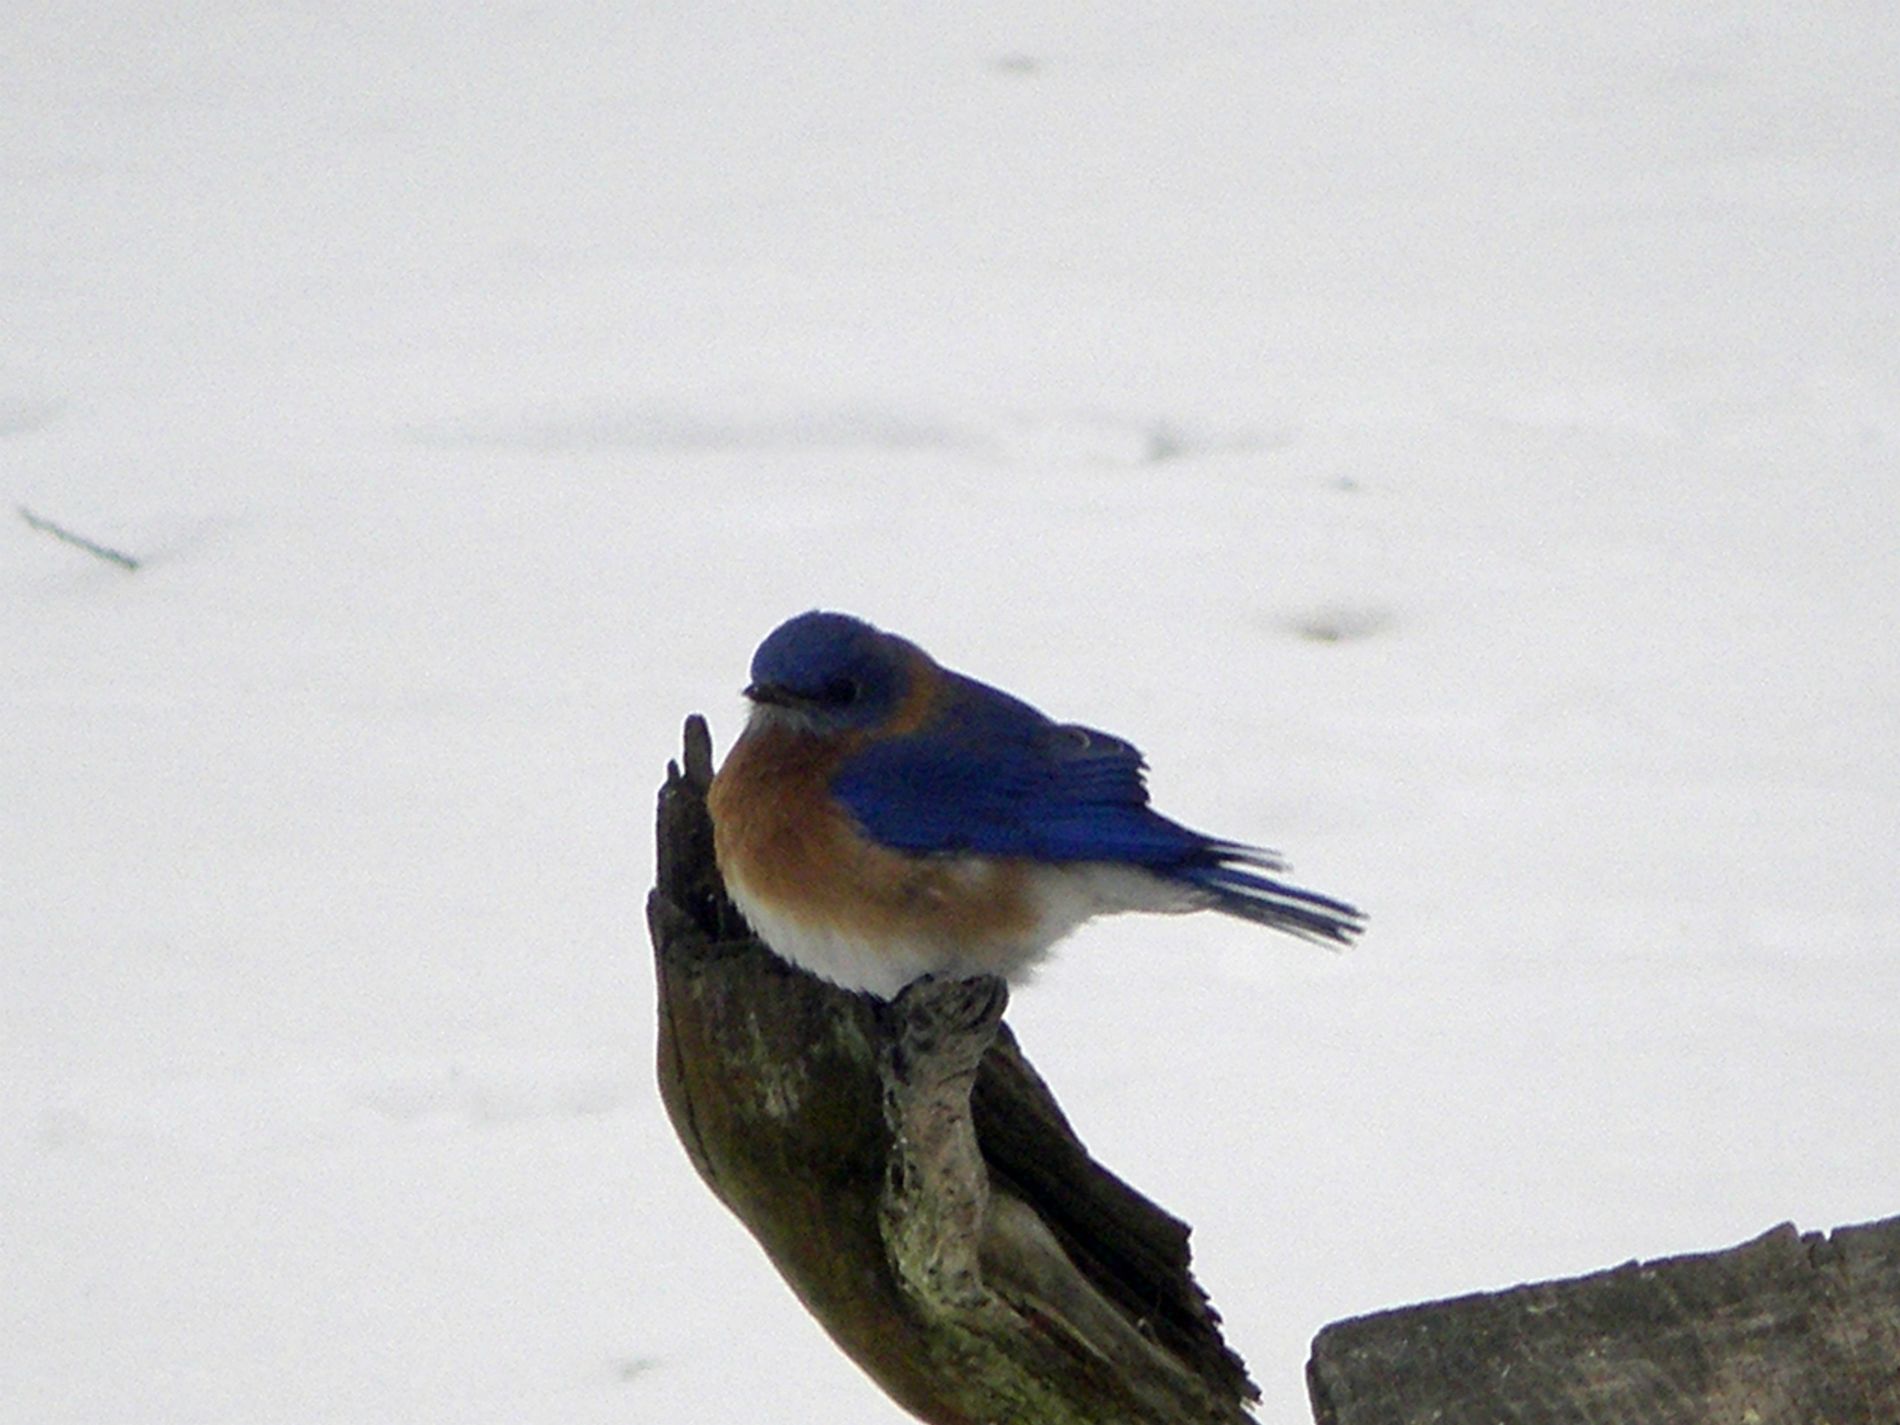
6, 4, 1897, 1422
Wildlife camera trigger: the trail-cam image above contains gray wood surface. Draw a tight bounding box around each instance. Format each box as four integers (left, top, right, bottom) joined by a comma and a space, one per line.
1308, 1215, 1900, 1424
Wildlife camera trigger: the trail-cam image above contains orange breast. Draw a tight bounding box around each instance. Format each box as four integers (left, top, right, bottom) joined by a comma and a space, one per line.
708, 721, 1040, 952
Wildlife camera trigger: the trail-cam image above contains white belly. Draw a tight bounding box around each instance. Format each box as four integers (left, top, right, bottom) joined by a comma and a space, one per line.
722, 860, 1196, 999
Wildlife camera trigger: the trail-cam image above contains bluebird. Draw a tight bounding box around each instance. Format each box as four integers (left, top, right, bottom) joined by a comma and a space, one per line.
707, 611, 1364, 999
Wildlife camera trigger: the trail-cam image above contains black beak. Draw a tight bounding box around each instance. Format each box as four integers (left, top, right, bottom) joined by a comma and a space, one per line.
743, 681, 803, 708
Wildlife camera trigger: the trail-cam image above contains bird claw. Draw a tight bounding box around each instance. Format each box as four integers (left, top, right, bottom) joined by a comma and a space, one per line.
887, 973, 1008, 1085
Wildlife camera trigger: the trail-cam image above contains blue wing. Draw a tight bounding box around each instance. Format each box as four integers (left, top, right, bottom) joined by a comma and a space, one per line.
831, 671, 1364, 945
831, 671, 1200, 864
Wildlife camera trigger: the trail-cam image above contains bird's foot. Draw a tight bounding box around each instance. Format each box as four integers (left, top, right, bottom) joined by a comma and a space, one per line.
886, 973, 1008, 1086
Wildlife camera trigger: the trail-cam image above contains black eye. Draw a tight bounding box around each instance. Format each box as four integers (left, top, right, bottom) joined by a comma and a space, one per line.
821, 677, 861, 705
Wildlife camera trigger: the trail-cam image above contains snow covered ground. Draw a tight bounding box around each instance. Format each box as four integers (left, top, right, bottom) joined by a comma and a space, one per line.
5, 4, 1897, 1421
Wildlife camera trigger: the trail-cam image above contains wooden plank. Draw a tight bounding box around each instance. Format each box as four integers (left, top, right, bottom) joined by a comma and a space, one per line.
1309, 1215, 1900, 1424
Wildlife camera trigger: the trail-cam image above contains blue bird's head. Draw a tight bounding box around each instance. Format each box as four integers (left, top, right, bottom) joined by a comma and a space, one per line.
744, 611, 912, 734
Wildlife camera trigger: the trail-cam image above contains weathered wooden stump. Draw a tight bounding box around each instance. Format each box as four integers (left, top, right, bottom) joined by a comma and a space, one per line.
650, 715, 1258, 1425
1309, 1214, 1900, 1423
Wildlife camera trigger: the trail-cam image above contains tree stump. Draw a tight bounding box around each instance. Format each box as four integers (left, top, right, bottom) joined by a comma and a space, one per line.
649, 716, 1259, 1425
1308, 1216, 1900, 1424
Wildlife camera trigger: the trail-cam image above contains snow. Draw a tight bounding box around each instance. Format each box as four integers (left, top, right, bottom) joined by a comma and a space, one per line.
5, 3, 1897, 1422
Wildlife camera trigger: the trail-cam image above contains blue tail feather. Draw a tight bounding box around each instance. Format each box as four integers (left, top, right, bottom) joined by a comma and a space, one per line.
1175, 854, 1364, 947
